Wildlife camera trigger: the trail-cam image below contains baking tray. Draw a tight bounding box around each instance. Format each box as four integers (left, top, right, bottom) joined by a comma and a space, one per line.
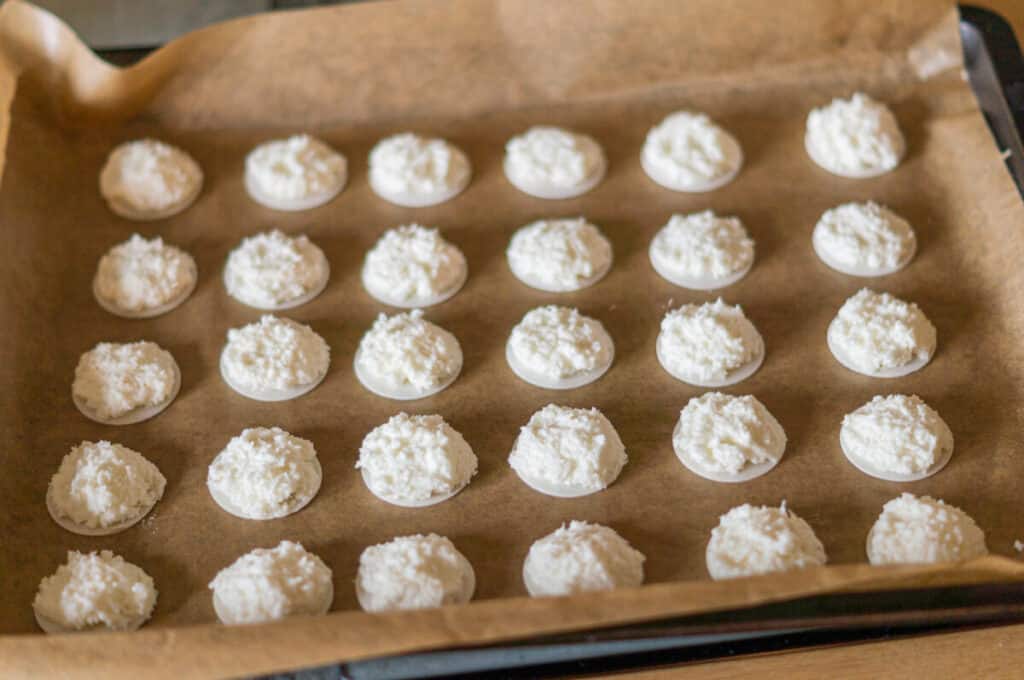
266, 5, 1024, 678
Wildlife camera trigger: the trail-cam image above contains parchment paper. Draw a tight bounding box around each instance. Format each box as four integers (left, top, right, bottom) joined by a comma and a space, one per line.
2, 0, 1024, 676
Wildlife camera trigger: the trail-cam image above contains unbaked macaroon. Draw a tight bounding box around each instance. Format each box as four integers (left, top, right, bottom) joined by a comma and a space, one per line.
840, 395, 953, 482
46, 440, 165, 536
369, 133, 472, 207
509, 404, 627, 497
209, 541, 333, 625
33, 550, 157, 633
867, 493, 987, 565
641, 111, 743, 192
93, 235, 197, 318
72, 341, 181, 425
504, 126, 606, 199
245, 134, 347, 211
356, 534, 475, 612
99, 139, 202, 220
649, 211, 755, 290
356, 413, 477, 507
656, 299, 765, 387
361, 224, 467, 308
220, 315, 330, 401
223, 230, 330, 310
506, 217, 612, 292
827, 288, 936, 378
812, 202, 916, 277
506, 305, 614, 389
207, 427, 322, 520
706, 502, 827, 580
805, 92, 905, 178
523, 521, 645, 597
673, 393, 786, 483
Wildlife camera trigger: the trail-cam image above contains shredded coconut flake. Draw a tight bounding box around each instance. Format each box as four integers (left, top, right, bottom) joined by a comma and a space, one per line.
841, 395, 952, 475
524, 521, 645, 596
642, 111, 740, 187
369, 133, 469, 198
507, 306, 611, 380
73, 341, 177, 419
805, 93, 904, 175
224, 230, 327, 308
505, 127, 602, 189
362, 225, 465, 305
209, 541, 333, 624
245, 135, 346, 202
813, 202, 915, 272
356, 413, 477, 504
94, 235, 196, 313
868, 494, 987, 565
34, 550, 157, 631
674, 393, 786, 476
355, 310, 460, 392
222, 315, 330, 392
829, 289, 936, 374
507, 218, 612, 291
706, 502, 826, 580
650, 211, 754, 281
657, 299, 761, 383
357, 534, 473, 612
99, 139, 202, 214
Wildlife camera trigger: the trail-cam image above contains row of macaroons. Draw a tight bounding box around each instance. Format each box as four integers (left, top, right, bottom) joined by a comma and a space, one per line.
32, 487, 988, 634
96, 92, 906, 224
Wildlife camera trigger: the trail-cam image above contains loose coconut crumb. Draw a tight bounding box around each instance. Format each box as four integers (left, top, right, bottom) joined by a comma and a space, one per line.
356, 413, 477, 504
207, 427, 321, 520
505, 127, 602, 189
841, 395, 952, 475
674, 393, 786, 476
642, 111, 741, 188
209, 541, 333, 625
94, 235, 196, 313
657, 299, 762, 383
805, 92, 905, 176
224, 230, 327, 308
355, 310, 461, 393
73, 341, 177, 419
357, 534, 474, 612
99, 139, 202, 215
362, 225, 466, 305
813, 202, 915, 273
245, 134, 346, 202
524, 521, 645, 597
222, 315, 330, 392
507, 218, 612, 291
650, 211, 754, 281
706, 502, 826, 580
829, 289, 936, 374
48, 441, 165, 529
507, 306, 611, 381
369, 133, 470, 198
867, 493, 987, 565
509, 405, 627, 492
34, 550, 157, 631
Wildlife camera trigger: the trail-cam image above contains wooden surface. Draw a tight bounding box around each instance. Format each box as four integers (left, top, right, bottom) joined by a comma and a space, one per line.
629, 2, 1024, 677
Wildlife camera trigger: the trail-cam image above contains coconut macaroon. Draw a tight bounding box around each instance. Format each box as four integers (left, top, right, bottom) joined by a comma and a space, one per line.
93, 235, 197, 318
368, 133, 472, 207
223, 230, 330, 310
99, 139, 203, 220
354, 310, 462, 400
207, 427, 322, 520
673, 393, 786, 483
509, 405, 627, 498
33, 550, 157, 633
840, 395, 953, 482
506, 218, 613, 292
656, 299, 765, 387
220, 315, 330, 401
506, 305, 614, 390
649, 211, 755, 290
812, 202, 916, 277
209, 541, 333, 625
356, 534, 475, 612
805, 92, 905, 178
523, 521, 645, 597
867, 494, 987, 565
46, 441, 165, 536
641, 111, 743, 192
504, 126, 607, 199
706, 502, 827, 580
827, 289, 936, 378
361, 224, 467, 308
356, 413, 478, 507
244, 134, 347, 211
72, 341, 181, 425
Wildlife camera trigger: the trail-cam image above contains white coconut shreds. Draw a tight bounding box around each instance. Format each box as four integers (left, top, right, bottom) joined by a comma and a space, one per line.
641, 111, 741, 188
73, 341, 177, 420
657, 299, 762, 383
650, 211, 754, 281
94, 235, 196, 313
507, 305, 611, 380
368, 134, 470, 199
221, 315, 330, 392
673, 393, 786, 476
506, 218, 612, 292
706, 502, 826, 580
356, 533, 474, 612
356, 413, 478, 504
99, 139, 202, 215
209, 541, 333, 625
355, 310, 461, 392
33, 550, 157, 632
361, 225, 466, 305
245, 134, 346, 203
828, 289, 936, 374
813, 202, 915, 273
805, 92, 905, 176
867, 493, 987, 565
841, 395, 952, 475
224, 230, 327, 308
48, 441, 165, 529
523, 521, 645, 597
505, 127, 603, 190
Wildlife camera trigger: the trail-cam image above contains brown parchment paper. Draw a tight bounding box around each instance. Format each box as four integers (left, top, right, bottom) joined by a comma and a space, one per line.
2, 0, 1024, 676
